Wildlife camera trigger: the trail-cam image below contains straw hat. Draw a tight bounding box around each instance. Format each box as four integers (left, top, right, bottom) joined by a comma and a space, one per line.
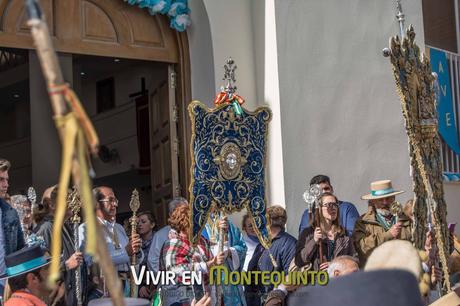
361, 179, 404, 200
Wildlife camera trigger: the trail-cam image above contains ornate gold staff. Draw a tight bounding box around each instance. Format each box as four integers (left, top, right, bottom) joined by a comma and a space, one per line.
390, 201, 402, 224
129, 189, 140, 298
216, 211, 226, 306
68, 187, 83, 306
383, 0, 451, 294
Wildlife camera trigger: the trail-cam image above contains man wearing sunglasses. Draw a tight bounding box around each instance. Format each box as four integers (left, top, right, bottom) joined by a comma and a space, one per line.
79, 186, 143, 299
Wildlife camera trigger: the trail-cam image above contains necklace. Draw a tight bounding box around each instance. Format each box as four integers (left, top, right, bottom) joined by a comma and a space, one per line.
100, 219, 121, 249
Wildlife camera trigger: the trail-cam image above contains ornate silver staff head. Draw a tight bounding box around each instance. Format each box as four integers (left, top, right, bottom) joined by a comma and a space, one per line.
382, 0, 406, 57
395, 0, 405, 39
390, 201, 403, 222
27, 186, 37, 210
302, 184, 322, 213
222, 57, 237, 97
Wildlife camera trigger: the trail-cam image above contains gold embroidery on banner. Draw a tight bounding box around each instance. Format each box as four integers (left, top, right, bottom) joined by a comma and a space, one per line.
187, 100, 273, 250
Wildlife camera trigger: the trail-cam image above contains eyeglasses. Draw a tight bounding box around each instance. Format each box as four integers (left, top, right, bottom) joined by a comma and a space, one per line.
321, 202, 338, 208
100, 197, 118, 205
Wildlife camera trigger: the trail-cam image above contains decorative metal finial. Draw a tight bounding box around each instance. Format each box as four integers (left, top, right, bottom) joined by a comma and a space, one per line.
129, 188, 140, 297
27, 187, 37, 210
129, 189, 140, 213
222, 58, 237, 97
396, 0, 405, 39
302, 184, 322, 213
382, 1, 405, 58
68, 186, 82, 224
390, 201, 402, 223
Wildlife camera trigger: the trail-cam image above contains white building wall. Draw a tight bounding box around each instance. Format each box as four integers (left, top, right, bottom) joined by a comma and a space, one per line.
274, 0, 425, 234
188, 0, 287, 226
200, 0, 258, 109
445, 183, 460, 236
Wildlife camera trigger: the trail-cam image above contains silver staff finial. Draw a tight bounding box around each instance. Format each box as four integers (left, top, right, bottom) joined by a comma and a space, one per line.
396, 0, 405, 39
222, 58, 237, 97
302, 184, 322, 213
27, 187, 37, 210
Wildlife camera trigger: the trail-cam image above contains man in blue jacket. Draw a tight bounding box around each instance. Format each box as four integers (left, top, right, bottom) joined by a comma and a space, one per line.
0, 159, 25, 294
298, 174, 359, 236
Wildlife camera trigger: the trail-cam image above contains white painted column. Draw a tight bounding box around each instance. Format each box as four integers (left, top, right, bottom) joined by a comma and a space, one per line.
29, 52, 73, 194
263, 0, 286, 207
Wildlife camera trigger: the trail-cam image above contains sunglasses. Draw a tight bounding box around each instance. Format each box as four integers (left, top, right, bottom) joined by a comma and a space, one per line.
100, 197, 119, 205
321, 202, 338, 209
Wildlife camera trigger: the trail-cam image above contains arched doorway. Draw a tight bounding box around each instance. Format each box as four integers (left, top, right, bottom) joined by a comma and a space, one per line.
0, 0, 191, 225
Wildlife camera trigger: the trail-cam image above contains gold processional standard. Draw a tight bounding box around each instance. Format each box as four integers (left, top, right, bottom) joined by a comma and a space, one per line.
384, 0, 451, 294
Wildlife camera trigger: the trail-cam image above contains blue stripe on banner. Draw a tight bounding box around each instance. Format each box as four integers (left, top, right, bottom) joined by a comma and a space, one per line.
430, 48, 460, 155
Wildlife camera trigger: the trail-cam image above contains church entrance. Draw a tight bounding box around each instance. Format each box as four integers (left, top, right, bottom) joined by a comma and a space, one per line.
0, 0, 191, 226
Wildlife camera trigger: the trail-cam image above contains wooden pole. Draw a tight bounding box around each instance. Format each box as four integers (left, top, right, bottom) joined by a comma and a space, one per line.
25, 1, 125, 305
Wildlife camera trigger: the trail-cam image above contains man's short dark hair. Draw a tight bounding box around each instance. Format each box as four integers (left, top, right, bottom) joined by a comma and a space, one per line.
92, 186, 113, 209
8, 268, 42, 292
310, 174, 331, 186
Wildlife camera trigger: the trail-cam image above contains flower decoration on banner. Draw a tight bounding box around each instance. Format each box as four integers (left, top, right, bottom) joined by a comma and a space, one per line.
125, 0, 191, 32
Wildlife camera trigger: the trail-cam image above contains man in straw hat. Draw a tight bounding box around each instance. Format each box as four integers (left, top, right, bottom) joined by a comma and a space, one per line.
352, 179, 412, 267
2, 244, 52, 306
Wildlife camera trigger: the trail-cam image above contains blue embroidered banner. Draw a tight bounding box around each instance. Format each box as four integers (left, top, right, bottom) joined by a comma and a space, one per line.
188, 101, 272, 249
430, 47, 460, 155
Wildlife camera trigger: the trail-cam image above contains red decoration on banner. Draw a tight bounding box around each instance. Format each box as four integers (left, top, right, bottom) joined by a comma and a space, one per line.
213, 91, 245, 106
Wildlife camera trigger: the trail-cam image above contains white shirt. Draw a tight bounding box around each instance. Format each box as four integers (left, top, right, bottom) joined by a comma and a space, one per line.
79, 218, 143, 272
242, 233, 258, 271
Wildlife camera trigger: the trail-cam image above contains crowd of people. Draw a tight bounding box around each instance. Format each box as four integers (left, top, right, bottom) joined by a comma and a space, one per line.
0, 157, 460, 306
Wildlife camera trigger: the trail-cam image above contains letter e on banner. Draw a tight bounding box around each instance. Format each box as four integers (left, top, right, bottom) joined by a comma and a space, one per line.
447, 113, 452, 126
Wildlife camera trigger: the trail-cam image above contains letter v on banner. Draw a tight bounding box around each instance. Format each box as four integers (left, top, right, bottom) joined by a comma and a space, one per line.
429, 47, 460, 155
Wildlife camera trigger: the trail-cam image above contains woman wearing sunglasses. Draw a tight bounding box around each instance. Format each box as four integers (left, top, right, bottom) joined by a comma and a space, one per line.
294, 192, 356, 271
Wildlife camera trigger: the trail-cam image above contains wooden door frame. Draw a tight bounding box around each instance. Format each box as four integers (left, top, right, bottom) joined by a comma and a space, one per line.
174, 31, 192, 200
0, 0, 193, 201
